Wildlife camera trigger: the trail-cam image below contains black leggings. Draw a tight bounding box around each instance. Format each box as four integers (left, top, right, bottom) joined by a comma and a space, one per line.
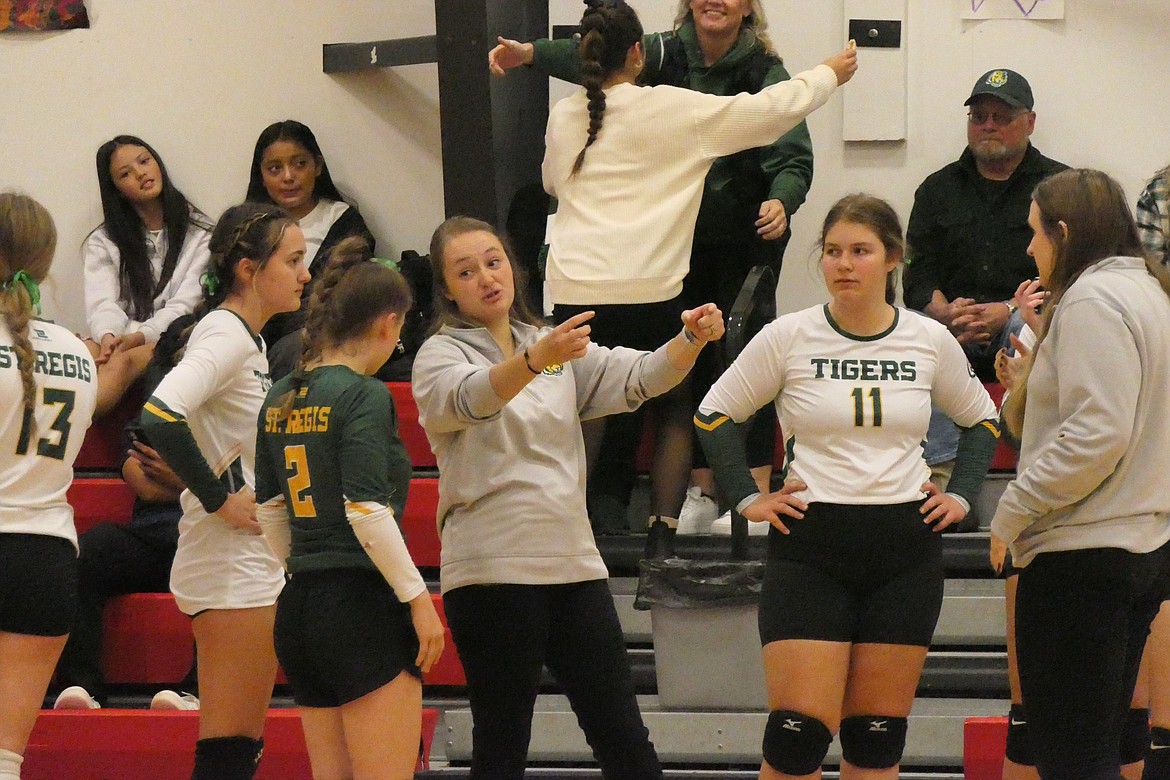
553, 299, 687, 515
443, 579, 661, 779
1015, 541, 1170, 780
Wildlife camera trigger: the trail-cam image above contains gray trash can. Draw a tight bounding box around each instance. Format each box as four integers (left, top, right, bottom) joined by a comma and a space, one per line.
636, 516, 768, 711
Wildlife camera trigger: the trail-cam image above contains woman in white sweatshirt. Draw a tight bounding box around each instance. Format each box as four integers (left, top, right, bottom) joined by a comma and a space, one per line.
84, 135, 212, 415
992, 168, 1170, 780
541, 0, 855, 539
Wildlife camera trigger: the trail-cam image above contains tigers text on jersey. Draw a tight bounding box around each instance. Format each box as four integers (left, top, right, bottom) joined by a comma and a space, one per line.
256, 365, 413, 575
701, 305, 997, 505
0, 320, 97, 545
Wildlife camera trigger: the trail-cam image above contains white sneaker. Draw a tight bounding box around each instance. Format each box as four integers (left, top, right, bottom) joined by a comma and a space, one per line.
54, 685, 101, 710
710, 510, 770, 536
150, 690, 200, 710
676, 486, 719, 535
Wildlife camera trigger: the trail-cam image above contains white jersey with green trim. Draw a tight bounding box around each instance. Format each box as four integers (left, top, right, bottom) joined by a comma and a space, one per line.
0, 320, 97, 546
148, 309, 272, 522
701, 304, 996, 505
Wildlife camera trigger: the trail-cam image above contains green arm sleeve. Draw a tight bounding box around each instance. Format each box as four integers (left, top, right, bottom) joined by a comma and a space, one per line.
946, 419, 1001, 508
694, 409, 759, 509
142, 396, 228, 513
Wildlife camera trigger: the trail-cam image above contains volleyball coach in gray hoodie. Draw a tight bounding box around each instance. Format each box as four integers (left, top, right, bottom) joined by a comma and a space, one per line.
991, 169, 1170, 780
411, 216, 723, 779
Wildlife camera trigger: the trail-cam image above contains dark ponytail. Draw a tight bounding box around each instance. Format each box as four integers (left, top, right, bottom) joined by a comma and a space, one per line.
571, 0, 643, 176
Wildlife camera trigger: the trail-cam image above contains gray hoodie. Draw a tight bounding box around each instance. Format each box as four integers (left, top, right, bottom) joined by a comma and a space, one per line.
991, 256, 1170, 567
411, 321, 688, 593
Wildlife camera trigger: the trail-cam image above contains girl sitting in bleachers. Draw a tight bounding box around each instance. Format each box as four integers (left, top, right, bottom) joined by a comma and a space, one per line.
83, 136, 212, 416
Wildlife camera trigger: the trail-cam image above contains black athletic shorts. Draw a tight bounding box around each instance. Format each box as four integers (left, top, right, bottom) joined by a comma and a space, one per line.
0, 532, 78, 636
758, 501, 944, 647
274, 568, 422, 708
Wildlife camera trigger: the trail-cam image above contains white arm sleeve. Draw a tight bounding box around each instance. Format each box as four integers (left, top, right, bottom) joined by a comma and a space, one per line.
257, 497, 291, 570
347, 500, 428, 603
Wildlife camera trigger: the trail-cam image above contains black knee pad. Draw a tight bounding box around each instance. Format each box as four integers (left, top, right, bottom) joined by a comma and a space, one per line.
1005, 703, 1035, 766
1120, 707, 1150, 765
1146, 725, 1170, 778
839, 714, 908, 770
192, 736, 264, 780
761, 709, 833, 776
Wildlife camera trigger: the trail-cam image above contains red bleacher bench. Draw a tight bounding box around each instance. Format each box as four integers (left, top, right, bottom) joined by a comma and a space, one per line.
388, 382, 436, 469
103, 593, 194, 685
964, 716, 1008, 780
67, 477, 135, 535
72, 475, 437, 566
403, 477, 441, 568
423, 591, 466, 687
102, 592, 465, 689
74, 387, 142, 472
24, 707, 439, 778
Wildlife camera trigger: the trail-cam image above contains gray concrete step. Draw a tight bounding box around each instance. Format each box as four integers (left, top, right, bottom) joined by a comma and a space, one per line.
437, 695, 1006, 768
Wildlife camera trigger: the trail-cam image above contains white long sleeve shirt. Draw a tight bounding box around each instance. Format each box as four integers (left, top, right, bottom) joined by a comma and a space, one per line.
542, 63, 838, 306
83, 222, 211, 343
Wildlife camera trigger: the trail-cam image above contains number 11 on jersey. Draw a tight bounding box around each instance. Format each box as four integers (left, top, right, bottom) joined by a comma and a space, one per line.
851, 387, 882, 427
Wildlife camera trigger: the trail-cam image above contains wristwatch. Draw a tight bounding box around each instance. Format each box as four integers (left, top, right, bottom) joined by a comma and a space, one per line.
1004, 300, 1018, 314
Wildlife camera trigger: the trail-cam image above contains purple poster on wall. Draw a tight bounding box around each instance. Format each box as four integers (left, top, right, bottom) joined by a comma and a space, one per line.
1, 1, 89, 32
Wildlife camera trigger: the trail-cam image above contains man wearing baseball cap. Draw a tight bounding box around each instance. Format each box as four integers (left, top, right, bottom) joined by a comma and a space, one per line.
904, 68, 1068, 379
900, 68, 1068, 506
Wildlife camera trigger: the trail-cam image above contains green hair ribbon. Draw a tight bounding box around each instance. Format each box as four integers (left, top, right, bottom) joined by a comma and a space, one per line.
2, 270, 41, 315
200, 270, 220, 297
372, 256, 400, 271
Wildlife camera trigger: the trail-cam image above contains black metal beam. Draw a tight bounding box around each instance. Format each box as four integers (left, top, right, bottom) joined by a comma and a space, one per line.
323, 1, 550, 226
322, 35, 438, 73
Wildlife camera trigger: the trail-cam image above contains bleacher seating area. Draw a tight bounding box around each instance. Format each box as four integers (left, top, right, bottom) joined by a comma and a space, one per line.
48, 381, 1019, 778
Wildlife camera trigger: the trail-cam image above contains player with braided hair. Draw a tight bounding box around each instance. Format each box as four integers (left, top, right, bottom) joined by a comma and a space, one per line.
254, 236, 443, 779
541, 0, 855, 538
142, 202, 309, 780
0, 192, 97, 780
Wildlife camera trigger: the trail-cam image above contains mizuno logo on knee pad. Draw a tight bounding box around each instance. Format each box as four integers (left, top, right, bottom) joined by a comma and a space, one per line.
763, 710, 833, 776
840, 714, 908, 770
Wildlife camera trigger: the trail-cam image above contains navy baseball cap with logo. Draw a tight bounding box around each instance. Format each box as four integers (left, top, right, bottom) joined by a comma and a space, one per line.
964, 69, 1034, 111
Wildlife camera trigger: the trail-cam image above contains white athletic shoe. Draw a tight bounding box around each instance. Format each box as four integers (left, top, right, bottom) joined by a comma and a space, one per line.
54, 685, 101, 709
675, 486, 719, 535
710, 510, 770, 536
150, 690, 200, 710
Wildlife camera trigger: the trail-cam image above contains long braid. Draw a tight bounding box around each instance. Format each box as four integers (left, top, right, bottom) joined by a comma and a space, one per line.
0, 288, 37, 421
0, 193, 57, 436
572, 26, 608, 176
570, 1, 643, 176
278, 236, 412, 421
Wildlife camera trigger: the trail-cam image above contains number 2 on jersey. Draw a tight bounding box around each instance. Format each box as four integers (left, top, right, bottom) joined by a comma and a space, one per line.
284, 444, 317, 518
15, 387, 75, 459
851, 387, 882, 427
